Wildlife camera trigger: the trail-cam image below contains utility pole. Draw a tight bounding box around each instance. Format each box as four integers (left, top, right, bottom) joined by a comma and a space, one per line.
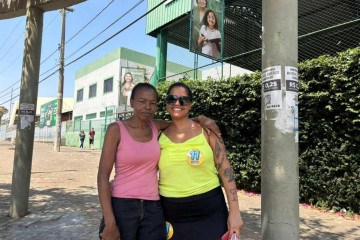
261, 0, 299, 239
9, 5, 44, 218
4, 87, 13, 139
9, 87, 13, 122
54, 7, 73, 151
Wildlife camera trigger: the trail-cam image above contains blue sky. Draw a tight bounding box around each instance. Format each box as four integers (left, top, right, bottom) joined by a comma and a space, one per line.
0, 0, 158, 118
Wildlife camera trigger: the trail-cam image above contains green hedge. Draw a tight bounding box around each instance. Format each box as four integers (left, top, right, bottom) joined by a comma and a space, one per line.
298, 48, 360, 214
155, 47, 360, 214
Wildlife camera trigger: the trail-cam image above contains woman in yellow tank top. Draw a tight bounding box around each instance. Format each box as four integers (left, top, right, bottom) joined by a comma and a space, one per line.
158, 82, 244, 240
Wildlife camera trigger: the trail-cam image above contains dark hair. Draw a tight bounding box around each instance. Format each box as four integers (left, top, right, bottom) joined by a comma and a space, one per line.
202, 9, 218, 29
130, 83, 158, 100
167, 82, 193, 102
122, 72, 133, 86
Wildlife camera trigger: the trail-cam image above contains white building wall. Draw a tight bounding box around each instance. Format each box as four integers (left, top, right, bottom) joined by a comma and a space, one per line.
72, 47, 199, 120
73, 59, 121, 119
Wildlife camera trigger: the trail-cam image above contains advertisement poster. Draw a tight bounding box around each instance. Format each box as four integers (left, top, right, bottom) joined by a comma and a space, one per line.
39, 99, 57, 128
190, 0, 224, 59
262, 65, 282, 110
20, 103, 35, 130
119, 67, 146, 106
285, 66, 299, 134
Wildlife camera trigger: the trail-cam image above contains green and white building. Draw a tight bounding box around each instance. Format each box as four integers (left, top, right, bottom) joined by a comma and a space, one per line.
72, 47, 199, 122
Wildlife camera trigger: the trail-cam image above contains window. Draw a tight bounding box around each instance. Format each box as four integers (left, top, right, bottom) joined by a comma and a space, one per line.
86, 113, 97, 120
74, 116, 83, 121
89, 84, 97, 98
76, 89, 84, 102
104, 77, 113, 93
100, 109, 114, 118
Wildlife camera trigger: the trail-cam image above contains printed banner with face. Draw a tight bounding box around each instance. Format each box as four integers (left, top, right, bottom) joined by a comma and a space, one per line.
119, 67, 146, 106
190, 0, 224, 60
39, 99, 57, 128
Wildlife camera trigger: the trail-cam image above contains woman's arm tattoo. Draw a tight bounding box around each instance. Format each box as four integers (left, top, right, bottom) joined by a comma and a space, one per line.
215, 141, 221, 158
216, 156, 225, 170
224, 167, 235, 183
229, 188, 237, 201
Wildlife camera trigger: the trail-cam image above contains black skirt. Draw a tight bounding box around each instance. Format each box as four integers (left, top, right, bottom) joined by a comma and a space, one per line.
160, 186, 228, 240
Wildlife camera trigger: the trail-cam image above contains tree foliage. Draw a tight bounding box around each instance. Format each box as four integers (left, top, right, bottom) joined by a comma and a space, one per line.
0, 106, 9, 124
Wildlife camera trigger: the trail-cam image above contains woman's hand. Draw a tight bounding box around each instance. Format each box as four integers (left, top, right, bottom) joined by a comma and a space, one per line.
194, 115, 221, 137
227, 210, 244, 239
99, 222, 120, 240
198, 35, 206, 46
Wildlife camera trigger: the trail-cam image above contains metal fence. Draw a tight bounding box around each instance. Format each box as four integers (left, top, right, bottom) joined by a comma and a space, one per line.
0, 122, 67, 142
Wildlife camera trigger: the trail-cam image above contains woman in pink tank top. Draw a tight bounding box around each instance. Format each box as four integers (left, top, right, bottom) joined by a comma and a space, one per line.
97, 83, 221, 240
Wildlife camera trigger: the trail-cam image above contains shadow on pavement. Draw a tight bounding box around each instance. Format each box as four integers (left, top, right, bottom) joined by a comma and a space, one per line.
0, 183, 101, 239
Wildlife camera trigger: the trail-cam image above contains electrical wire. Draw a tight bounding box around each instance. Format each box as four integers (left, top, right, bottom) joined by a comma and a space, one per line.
66, 0, 167, 67
0, 0, 112, 97
65, 0, 115, 44
0, 31, 23, 64
65, 0, 143, 61
0, 18, 23, 52
0, 52, 22, 74
0, 81, 20, 95
0, 86, 20, 100
0, 13, 60, 90
40, 1, 114, 65
0, 69, 58, 106
0, 0, 167, 106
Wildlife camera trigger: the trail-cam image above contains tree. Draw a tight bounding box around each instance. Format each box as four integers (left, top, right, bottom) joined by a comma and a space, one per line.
0, 106, 8, 124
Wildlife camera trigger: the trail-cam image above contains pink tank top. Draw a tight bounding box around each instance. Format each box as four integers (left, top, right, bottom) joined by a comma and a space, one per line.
111, 120, 161, 200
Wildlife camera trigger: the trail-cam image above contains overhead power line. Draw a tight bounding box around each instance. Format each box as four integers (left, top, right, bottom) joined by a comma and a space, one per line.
0, 0, 112, 96
66, 0, 115, 44
66, 0, 167, 67
41, 0, 116, 65
65, 0, 144, 61
0, 0, 167, 105
0, 68, 59, 106
0, 31, 23, 64
0, 18, 23, 52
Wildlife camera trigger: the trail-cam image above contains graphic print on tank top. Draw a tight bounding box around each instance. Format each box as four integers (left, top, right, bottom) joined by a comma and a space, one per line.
186, 148, 205, 166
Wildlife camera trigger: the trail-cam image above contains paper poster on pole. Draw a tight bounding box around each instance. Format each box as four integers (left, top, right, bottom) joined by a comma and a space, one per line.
19, 103, 35, 130
262, 66, 282, 110
285, 66, 299, 135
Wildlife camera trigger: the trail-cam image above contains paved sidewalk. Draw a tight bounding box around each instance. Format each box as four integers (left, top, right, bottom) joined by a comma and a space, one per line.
0, 141, 359, 239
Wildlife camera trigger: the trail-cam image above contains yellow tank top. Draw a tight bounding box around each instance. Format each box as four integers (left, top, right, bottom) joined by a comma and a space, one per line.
158, 129, 220, 197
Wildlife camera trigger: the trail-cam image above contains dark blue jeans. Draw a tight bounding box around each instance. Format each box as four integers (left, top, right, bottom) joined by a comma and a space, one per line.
99, 197, 167, 240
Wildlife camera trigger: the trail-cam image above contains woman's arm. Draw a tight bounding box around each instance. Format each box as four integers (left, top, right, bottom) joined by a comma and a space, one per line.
153, 115, 221, 137
97, 122, 121, 240
208, 133, 244, 238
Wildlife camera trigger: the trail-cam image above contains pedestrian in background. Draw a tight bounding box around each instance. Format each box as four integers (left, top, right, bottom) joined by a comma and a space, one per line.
89, 128, 95, 150
79, 130, 85, 149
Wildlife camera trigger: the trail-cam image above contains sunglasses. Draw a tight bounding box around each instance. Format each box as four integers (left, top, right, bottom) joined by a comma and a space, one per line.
166, 95, 191, 106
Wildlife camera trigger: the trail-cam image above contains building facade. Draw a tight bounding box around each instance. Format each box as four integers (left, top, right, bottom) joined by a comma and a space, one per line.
72, 47, 197, 122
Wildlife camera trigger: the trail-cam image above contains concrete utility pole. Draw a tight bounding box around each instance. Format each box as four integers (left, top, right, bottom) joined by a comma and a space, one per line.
54, 7, 73, 152
261, 0, 299, 239
9, 5, 44, 218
